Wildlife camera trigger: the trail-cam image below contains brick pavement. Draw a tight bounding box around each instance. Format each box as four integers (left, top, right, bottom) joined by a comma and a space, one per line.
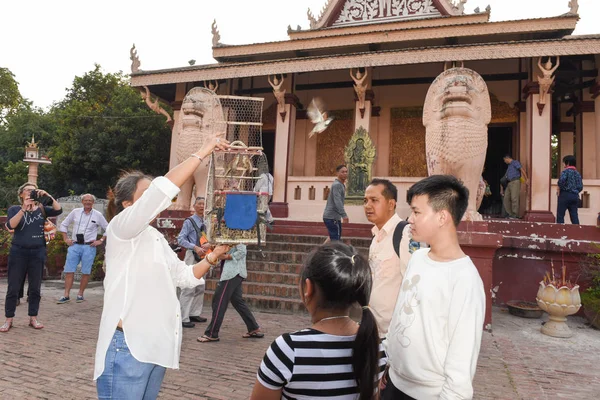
0, 282, 599, 400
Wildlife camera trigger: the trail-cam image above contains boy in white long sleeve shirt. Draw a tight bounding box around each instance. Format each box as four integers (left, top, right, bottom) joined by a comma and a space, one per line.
382, 175, 486, 400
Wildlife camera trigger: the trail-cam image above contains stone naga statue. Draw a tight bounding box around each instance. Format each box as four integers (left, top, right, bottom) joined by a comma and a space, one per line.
173, 87, 226, 209
423, 67, 491, 221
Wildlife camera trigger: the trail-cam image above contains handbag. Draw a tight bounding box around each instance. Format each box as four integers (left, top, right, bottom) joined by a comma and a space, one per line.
39, 206, 56, 243
187, 217, 211, 262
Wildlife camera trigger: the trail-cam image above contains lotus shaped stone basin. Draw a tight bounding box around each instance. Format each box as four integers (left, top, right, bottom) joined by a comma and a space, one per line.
536, 282, 581, 338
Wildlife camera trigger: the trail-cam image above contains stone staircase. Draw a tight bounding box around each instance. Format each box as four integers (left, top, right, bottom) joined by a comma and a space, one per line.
203, 233, 371, 314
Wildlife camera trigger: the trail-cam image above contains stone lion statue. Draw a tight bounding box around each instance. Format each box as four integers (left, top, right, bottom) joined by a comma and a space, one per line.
173, 87, 226, 209
423, 67, 491, 221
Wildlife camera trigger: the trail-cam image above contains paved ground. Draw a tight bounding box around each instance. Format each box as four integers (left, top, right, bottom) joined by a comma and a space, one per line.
0, 282, 598, 400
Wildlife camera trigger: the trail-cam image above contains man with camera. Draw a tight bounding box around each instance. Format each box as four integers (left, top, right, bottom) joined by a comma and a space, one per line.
176, 196, 210, 328
57, 194, 108, 304
2, 183, 62, 333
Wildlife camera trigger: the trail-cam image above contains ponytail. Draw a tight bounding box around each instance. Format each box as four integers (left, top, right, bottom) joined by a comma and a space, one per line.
353, 306, 380, 400
302, 242, 381, 400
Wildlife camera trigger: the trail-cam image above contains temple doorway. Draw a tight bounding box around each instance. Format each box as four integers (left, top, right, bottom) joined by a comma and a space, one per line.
480, 126, 513, 217
262, 131, 275, 174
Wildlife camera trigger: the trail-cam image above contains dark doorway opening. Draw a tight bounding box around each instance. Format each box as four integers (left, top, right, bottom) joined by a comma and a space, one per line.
262, 131, 275, 174
480, 126, 513, 217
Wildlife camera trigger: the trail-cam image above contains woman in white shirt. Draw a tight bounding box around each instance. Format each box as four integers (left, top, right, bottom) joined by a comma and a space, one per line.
94, 137, 230, 399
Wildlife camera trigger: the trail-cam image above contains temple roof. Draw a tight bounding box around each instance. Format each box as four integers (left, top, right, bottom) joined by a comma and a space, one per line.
310, 0, 464, 30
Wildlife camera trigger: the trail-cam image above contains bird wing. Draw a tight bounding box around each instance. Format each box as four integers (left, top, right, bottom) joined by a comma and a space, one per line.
307, 99, 324, 124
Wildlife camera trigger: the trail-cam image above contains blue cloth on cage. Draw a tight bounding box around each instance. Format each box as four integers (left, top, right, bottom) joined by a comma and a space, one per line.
224, 193, 258, 230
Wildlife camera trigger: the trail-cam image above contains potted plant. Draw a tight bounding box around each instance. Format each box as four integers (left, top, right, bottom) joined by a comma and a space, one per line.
0, 229, 12, 278
45, 235, 68, 279
536, 261, 581, 338
580, 248, 600, 329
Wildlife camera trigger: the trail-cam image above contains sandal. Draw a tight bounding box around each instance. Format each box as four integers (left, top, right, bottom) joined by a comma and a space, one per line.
242, 330, 264, 339
0, 320, 13, 333
29, 318, 44, 329
197, 335, 220, 343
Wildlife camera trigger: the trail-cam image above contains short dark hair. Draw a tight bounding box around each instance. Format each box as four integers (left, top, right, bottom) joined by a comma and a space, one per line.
406, 175, 469, 226
368, 178, 397, 202
503, 154, 512, 159
336, 164, 347, 172
562, 155, 576, 167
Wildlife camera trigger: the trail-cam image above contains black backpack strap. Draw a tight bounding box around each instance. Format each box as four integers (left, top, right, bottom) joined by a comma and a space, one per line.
186, 217, 203, 243
393, 221, 409, 257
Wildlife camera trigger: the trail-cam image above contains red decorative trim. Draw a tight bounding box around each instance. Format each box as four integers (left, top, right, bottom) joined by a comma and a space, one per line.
269, 202, 289, 218
523, 210, 555, 223
536, 102, 545, 116
284, 93, 302, 109
522, 81, 539, 98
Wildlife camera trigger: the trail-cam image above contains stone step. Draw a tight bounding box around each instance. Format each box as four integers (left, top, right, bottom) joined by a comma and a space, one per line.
246, 271, 301, 286
262, 234, 373, 247
205, 279, 299, 299
204, 290, 306, 314
248, 240, 370, 254
246, 260, 303, 274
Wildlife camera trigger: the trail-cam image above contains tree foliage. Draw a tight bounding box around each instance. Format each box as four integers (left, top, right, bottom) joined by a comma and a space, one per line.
0, 67, 23, 124
0, 64, 171, 211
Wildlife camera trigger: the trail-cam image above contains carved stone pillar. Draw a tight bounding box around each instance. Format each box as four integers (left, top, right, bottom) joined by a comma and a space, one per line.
590, 82, 600, 178
169, 83, 187, 170
522, 82, 554, 222
517, 101, 528, 217
271, 93, 300, 218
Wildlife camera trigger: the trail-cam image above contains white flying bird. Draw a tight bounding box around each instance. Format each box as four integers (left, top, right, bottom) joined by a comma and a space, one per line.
307, 98, 334, 138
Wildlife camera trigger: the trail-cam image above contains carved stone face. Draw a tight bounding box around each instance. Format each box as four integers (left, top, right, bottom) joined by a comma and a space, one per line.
423, 68, 491, 123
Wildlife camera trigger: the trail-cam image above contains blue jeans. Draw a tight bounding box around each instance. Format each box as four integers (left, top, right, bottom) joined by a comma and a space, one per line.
557, 191, 580, 224
96, 330, 166, 400
323, 218, 342, 240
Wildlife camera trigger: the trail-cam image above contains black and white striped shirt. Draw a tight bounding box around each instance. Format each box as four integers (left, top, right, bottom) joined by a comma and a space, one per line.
257, 329, 387, 399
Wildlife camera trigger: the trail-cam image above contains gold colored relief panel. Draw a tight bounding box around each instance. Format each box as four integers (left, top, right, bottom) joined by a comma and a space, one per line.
316, 110, 354, 176
489, 93, 518, 124
390, 107, 427, 177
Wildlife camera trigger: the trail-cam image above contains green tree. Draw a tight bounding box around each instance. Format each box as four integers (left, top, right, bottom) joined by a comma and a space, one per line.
47, 65, 171, 197
0, 67, 24, 124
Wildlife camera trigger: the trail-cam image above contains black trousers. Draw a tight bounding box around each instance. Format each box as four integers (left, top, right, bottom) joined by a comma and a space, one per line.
5, 245, 46, 318
204, 275, 259, 339
557, 192, 580, 224
381, 372, 417, 400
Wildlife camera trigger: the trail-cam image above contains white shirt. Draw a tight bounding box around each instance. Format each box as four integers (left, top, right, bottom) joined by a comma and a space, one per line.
59, 207, 108, 242
93, 177, 204, 380
384, 249, 485, 400
369, 214, 412, 337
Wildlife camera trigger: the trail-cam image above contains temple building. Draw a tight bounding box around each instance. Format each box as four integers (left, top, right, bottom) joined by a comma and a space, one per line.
131, 0, 600, 225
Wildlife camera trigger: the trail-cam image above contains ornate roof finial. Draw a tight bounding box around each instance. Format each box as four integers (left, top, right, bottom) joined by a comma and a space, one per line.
130, 44, 141, 73
211, 19, 221, 47
485, 4, 491, 14
568, 0, 579, 14
27, 135, 38, 148
454, 0, 467, 14
287, 24, 292, 35
307, 8, 317, 29
474, 7, 480, 13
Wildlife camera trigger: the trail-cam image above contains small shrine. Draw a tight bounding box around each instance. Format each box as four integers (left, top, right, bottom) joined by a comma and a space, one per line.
23, 135, 51, 185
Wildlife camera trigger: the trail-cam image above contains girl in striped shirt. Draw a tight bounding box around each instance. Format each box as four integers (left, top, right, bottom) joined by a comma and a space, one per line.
251, 242, 387, 400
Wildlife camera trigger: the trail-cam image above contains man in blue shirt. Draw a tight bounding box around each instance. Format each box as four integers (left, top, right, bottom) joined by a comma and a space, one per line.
500, 154, 529, 218
177, 197, 210, 328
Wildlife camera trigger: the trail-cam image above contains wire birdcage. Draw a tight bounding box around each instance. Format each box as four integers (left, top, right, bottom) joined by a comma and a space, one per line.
204, 95, 269, 245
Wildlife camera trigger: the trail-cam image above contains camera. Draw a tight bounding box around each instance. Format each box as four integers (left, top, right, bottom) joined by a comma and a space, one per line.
29, 189, 53, 206
76, 234, 85, 245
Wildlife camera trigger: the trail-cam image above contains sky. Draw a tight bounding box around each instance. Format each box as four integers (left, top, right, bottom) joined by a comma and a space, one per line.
2, 0, 598, 109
